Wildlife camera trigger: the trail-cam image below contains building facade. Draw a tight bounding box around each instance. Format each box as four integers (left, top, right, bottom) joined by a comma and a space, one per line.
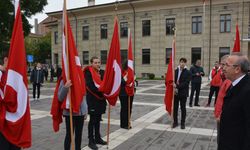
47, 0, 250, 78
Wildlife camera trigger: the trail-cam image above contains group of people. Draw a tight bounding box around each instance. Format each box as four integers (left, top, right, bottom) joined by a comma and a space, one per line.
172, 53, 250, 149
30, 63, 62, 100
0, 55, 134, 150
56, 56, 135, 150
172, 58, 204, 129
1, 53, 250, 150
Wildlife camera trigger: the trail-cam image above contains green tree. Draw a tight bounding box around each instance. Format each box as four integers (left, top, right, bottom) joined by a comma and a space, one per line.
0, 0, 48, 59
25, 33, 51, 64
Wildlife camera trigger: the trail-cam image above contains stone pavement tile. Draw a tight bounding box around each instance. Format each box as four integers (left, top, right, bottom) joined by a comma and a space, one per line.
176, 134, 199, 150
113, 129, 163, 150
102, 104, 158, 121
163, 132, 187, 150
137, 84, 158, 88
37, 89, 56, 96
146, 131, 175, 150
138, 80, 164, 85
141, 89, 165, 94
155, 109, 216, 130
189, 128, 213, 136
134, 94, 164, 104
193, 135, 212, 150
30, 98, 53, 112
207, 135, 217, 150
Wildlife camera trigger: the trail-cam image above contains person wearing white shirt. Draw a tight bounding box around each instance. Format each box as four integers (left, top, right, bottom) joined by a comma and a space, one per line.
219, 53, 250, 150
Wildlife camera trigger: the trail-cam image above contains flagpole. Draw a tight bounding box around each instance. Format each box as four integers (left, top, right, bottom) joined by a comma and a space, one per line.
128, 96, 131, 128
202, 0, 206, 66
64, 0, 75, 149
128, 29, 131, 129
106, 1, 119, 148
171, 27, 177, 128
106, 104, 111, 149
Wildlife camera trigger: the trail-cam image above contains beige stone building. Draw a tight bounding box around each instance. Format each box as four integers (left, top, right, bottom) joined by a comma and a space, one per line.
47, 0, 250, 78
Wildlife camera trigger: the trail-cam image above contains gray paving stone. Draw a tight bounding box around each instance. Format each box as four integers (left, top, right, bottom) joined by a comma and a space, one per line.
193, 136, 211, 150
178, 134, 199, 150
134, 95, 164, 104
103, 103, 158, 121
146, 131, 175, 150
155, 109, 216, 130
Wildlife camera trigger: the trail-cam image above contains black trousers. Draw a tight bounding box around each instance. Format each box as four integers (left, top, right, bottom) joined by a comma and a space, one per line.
189, 82, 201, 105
217, 121, 220, 144
208, 86, 220, 105
88, 114, 102, 142
0, 132, 20, 150
32, 83, 41, 99
173, 95, 187, 125
64, 116, 84, 150
119, 95, 134, 128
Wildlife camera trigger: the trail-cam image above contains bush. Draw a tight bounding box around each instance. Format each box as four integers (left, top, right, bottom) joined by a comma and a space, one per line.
148, 73, 155, 79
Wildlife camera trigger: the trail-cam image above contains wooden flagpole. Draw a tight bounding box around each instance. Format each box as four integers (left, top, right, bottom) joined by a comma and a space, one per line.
128, 96, 131, 129
64, 0, 75, 149
128, 29, 131, 129
106, 104, 111, 149
106, 1, 119, 149
171, 27, 177, 128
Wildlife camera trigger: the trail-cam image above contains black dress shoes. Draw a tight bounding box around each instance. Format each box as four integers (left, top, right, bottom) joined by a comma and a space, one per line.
95, 138, 107, 145
172, 123, 178, 128
181, 124, 185, 129
88, 142, 98, 150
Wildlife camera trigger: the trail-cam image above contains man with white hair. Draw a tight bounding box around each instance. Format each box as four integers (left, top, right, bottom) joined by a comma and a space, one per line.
219, 53, 250, 150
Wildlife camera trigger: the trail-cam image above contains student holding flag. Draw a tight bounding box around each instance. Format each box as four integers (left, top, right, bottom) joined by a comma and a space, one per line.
173, 58, 191, 129
55, 78, 88, 150
119, 61, 135, 129
119, 29, 135, 129
84, 56, 107, 150
51, 1, 86, 150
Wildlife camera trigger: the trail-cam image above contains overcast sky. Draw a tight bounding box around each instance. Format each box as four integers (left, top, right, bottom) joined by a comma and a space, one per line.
28, 0, 122, 33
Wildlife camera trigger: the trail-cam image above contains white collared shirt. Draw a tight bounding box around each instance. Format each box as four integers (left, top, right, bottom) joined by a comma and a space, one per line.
232, 74, 246, 86
177, 67, 182, 82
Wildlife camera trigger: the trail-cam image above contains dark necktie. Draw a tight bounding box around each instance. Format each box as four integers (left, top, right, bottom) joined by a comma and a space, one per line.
226, 84, 233, 97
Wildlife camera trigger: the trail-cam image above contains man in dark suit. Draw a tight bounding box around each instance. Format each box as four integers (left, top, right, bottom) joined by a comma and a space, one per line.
189, 59, 205, 107
219, 53, 250, 150
173, 58, 191, 129
84, 56, 107, 150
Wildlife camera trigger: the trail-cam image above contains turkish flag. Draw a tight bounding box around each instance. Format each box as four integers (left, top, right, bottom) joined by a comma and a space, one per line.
60, 2, 85, 113
0, 3, 31, 148
233, 23, 240, 52
51, 1, 85, 132
99, 17, 121, 106
125, 29, 135, 96
164, 38, 176, 116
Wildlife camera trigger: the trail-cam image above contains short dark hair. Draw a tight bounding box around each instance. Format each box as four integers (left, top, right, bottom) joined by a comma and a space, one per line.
179, 57, 187, 63
90, 56, 99, 63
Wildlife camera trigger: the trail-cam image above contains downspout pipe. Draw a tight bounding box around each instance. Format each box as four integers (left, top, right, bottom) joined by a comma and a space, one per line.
208, 0, 212, 74
69, 11, 78, 48
129, 1, 136, 72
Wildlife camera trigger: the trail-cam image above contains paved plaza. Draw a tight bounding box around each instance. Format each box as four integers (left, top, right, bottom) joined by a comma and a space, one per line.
27, 78, 218, 150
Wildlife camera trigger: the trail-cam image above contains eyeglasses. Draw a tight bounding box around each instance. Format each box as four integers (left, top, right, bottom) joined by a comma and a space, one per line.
220, 63, 225, 66
224, 63, 239, 68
